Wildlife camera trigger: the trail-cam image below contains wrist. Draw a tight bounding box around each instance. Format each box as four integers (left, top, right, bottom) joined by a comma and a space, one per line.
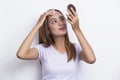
35, 24, 42, 29
73, 26, 81, 32
73, 27, 83, 34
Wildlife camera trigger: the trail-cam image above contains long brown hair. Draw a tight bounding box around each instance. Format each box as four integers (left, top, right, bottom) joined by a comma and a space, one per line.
39, 9, 76, 62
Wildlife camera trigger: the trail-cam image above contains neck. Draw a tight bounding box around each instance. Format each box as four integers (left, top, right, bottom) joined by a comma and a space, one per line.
53, 36, 65, 49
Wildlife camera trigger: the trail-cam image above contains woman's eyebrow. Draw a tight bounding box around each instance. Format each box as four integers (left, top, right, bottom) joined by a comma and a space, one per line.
49, 18, 56, 22
59, 16, 64, 18
49, 16, 64, 22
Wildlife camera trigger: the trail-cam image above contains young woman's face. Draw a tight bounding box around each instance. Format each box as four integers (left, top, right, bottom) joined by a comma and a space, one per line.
48, 11, 67, 37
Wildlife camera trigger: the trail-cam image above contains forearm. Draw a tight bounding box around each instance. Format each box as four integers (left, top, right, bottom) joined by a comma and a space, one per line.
17, 25, 39, 56
74, 28, 95, 61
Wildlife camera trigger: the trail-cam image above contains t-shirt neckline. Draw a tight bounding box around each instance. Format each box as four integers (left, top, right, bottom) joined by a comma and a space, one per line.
51, 45, 67, 56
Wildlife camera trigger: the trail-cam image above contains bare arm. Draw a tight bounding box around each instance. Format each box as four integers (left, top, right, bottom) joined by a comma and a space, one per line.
16, 10, 56, 60
67, 8, 96, 64
16, 26, 39, 60
74, 29, 96, 64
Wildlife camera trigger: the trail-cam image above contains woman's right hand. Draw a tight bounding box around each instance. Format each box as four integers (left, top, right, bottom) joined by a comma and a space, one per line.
35, 9, 56, 29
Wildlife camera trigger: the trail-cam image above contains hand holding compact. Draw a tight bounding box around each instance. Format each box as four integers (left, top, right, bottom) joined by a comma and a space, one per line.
67, 4, 80, 31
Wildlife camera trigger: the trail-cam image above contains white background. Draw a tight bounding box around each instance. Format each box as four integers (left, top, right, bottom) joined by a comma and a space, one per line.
0, 0, 120, 80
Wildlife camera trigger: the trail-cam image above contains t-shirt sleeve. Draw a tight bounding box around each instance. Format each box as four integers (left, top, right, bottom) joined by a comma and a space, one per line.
74, 43, 82, 61
33, 44, 44, 60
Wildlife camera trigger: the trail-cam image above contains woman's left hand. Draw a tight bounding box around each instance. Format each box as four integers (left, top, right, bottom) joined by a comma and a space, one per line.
66, 8, 80, 31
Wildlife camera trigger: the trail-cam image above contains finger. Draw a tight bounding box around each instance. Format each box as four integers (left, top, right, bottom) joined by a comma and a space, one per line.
67, 9, 74, 18
48, 9, 54, 13
71, 8, 78, 17
46, 10, 56, 16
50, 10, 56, 15
43, 9, 52, 15
71, 8, 76, 15
66, 14, 73, 21
67, 18, 72, 24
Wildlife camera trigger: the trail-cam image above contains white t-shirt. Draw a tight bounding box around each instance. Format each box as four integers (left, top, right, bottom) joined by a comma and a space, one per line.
34, 43, 82, 80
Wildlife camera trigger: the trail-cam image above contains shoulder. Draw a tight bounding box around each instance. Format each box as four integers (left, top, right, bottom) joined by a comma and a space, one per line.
33, 43, 50, 53
33, 44, 51, 60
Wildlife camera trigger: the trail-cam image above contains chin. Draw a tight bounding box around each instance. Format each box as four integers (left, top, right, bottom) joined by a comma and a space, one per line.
61, 31, 67, 35
55, 32, 67, 37
54, 30, 67, 37
60, 32, 67, 36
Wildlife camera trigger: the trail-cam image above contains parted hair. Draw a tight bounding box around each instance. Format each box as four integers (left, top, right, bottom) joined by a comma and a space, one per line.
39, 9, 76, 62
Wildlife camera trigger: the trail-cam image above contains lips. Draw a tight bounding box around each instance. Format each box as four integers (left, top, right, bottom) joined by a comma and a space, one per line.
59, 27, 66, 30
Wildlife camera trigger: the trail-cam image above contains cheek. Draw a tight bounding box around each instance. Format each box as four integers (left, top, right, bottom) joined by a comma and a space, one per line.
49, 24, 55, 29
49, 24, 58, 33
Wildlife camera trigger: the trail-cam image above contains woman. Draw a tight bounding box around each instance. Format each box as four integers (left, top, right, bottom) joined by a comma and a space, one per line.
16, 8, 96, 80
